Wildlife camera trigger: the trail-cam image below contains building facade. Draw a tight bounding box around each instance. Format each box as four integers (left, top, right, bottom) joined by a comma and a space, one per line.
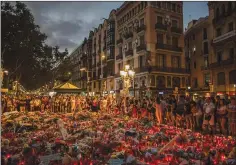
185, 2, 236, 97
115, 1, 189, 97
209, 2, 236, 96
184, 17, 212, 97
68, 1, 190, 97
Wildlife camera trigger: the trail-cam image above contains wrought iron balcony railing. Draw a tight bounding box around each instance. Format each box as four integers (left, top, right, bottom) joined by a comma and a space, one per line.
136, 44, 146, 52
125, 49, 133, 57
136, 24, 146, 33
116, 54, 123, 60
171, 27, 182, 34
212, 30, 236, 44
123, 32, 133, 40
156, 43, 182, 52
155, 23, 167, 31
116, 38, 123, 45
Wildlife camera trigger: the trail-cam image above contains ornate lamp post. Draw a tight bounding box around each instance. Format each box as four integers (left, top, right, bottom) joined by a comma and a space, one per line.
120, 64, 135, 99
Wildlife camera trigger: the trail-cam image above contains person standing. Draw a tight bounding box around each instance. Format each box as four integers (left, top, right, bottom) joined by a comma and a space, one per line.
216, 99, 228, 135
155, 97, 162, 125
202, 97, 216, 135
228, 97, 236, 136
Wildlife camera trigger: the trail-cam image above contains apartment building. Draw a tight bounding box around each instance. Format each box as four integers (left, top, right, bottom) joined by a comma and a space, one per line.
208, 2, 236, 96
115, 1, 189, 97
184, 2, 236, 97
184, 17, 212, 97
68, 1, 190, 96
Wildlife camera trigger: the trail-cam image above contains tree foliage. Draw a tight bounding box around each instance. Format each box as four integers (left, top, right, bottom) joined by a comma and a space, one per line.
1, 2, 68, 89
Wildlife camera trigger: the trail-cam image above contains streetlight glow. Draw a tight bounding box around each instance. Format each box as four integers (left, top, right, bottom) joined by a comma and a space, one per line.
188, 86, 191, 90
101, 54, 105, 59
125, 64, 130, 70
234, 84, 236, 88
128, 70, 135, 77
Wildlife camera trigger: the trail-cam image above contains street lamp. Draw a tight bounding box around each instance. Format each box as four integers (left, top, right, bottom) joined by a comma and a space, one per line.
234, 84, 236, 97
120, 64, 135, 98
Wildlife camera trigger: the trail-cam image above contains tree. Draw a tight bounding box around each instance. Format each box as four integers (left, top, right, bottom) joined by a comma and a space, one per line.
1, 2, 68, 89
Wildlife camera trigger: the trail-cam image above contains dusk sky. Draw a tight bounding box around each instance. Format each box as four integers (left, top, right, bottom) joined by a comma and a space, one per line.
24, 1, 209, 53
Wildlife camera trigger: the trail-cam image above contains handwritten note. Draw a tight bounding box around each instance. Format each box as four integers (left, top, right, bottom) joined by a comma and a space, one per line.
57, 119, 69, 140
39, 153, 61, 165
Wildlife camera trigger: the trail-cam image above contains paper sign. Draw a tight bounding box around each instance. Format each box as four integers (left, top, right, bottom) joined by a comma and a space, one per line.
57, 119, 69, 140
39, 153, 61, 165
108, 158, 124, 165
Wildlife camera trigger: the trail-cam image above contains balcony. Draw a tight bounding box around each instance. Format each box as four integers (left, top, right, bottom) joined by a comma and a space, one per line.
212, 30, 236, 44
116, 38, 123, 45
136, 44, 146, 52
125, 49, 133, 57
171, 27, 182, 34
107, 28, 115, 33
107, 72, 115, 77
151, 66, 190, 74
116, 54, 123, 60
136, 24, 146, 33
155, 23, 167, 31
81, 53, 87, 59
134, 66, 190, 74
124, 32, 133, 40
156, 43, 182, 52
210, 58, 235, 68
107, 54, 114, 61
201, 65, 209, 71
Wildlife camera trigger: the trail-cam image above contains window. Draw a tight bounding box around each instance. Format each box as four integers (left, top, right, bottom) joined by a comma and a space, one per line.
167, 2, 171, 10
93, 82, 96, 88
217, 72, 225, 85
228, 22, 234, 32
157, 2, 161, 8
229, 70, 236, 84
229, 48, 234, 59
119, 46, 122, 54
128, 42, 132, 50
193, 78, 198, 88
216, 28, 222, 37
204, 73, 210, 86
140, 35, 145, 45
203, 42, 209, 54
157, 54, 166, 67
128, 26, 132, 32
157, 16, 163, 24
172, 20, 178, 28
162, 2, 166, 9
192, 34, 195, 40
139, 55, 145, 67
157, 33, 164, 44
172, 77, 180, 88
140, 18, 144, 25
217, 51, 222, 63
177, 5, 181, 13
172, 37, 178, 47
172, 3, 176, 12
157, 76, 166, 88
216, 8, 220, 18
172, 56, 180, 68
204, 57, 209, 67
194, 61, 196, 69
228, 2, 232, 13
222, 5, 225, 15
149, 75, 155, 86
203, 28, 207, 40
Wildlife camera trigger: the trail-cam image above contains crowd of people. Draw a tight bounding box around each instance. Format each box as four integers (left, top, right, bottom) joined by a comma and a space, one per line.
1, 93, 236, 137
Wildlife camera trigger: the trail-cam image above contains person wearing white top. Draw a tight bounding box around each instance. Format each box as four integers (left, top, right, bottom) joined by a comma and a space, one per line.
202, 97, 215, 134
